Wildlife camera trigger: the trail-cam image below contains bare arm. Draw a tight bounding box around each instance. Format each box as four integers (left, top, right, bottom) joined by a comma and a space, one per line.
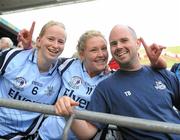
140, 37, 167, 69
55, 96, 98, 139
70, 119, 98, 140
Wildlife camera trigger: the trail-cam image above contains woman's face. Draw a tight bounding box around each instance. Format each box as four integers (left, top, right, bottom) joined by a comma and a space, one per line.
36, 25, 66, 63
80, 36, 108, 77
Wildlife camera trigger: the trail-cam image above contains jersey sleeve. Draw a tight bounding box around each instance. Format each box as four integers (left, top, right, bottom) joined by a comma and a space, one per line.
170, 63, 179, 73
58, 58, 76, 75
0, 48, 23, 75
158, 69, 180, 110
172, 76, 180, 110
0, 48, 13, 74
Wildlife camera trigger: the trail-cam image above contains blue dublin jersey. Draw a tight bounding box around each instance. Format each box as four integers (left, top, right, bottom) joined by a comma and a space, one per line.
59, 58, 109, 109
38, 58, 111, 140
171, 63, 180, 80
0, 48, 61, 139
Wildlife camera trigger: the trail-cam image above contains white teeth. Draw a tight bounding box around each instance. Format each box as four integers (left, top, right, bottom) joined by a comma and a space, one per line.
48, 48, 59, 54
97, 60, 104, 62
119, 51, 127, 56
115, 50, 127, 57
96, 59, 106, 62
95, 59, 106, 64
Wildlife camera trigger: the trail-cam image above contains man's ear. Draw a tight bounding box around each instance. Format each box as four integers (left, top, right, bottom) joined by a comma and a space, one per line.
136, 38, 141, 50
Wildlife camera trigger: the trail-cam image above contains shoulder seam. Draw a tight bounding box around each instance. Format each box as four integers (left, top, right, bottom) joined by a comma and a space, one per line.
58, 58, 76, 75
0, 49, 23, 75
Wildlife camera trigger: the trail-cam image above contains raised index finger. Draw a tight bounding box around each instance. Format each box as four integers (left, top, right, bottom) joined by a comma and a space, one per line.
140, 37, 148, 50
29, 21, 35, 36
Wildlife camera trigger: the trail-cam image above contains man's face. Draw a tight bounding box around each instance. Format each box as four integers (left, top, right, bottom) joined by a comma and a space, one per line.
109, 26, 140, 67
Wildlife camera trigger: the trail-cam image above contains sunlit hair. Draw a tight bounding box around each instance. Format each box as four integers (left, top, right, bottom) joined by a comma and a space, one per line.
71, 51, 79, 58
38, 20, 67, 40
76, 30, 107, 54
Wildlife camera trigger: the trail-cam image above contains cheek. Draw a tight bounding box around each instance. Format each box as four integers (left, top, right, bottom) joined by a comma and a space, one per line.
84, 57, 94, 66
105, 51, 109, 58
84, 52, 94, 60
38, 40, 49, 49
59, 45, 65, 52
110, 47, 115, 54
85, 56, 93, 63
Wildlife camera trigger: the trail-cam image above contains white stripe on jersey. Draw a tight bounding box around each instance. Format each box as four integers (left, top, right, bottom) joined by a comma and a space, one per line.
58, 58, 76, 73
0, 48, 22, 73
29, 114, 44, 135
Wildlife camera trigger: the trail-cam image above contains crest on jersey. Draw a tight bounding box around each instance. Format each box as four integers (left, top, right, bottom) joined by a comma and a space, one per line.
154, 81, 166, 90
68, 76, 82, 89
45, 86, 55, 96
14, 77, 27, 89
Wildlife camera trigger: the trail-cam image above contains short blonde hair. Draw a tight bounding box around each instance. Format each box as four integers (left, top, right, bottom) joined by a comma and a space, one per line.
76, 30, 107, 54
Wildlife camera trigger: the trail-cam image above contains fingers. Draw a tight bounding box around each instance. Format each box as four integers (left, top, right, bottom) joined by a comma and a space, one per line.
139, 37, 152, 60
17, 29, 26, 42
17, 22, 35, 49
159, 45, 166, 50
17, 21, 35, 41
139, 37, 147, 48
140, 37, 166, 53
151, 44, 166, 54
55, 96, 79, 116
139, 37, 148, 50
29, 21, 35, 37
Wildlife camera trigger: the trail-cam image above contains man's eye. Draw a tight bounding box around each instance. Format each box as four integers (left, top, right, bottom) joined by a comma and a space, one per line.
121, 38, 128, 42
110, 41, 118, 46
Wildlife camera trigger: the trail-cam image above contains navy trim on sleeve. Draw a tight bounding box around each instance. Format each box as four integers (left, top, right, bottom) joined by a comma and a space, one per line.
59, 58, 77, 75
171, 63, 179, 73
0, 49, 23, 75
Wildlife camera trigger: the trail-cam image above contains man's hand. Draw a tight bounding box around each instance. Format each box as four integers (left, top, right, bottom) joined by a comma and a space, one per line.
17, 21, 35, 49
140, 37, 167, 68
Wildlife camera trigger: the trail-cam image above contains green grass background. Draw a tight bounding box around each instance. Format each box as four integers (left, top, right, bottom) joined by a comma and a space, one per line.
139, 46, 180, 68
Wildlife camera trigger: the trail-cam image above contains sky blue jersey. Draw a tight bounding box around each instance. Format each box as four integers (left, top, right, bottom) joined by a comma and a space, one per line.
0, 48, 62, 139
171, 63, 180, 81
38, 58, 111, 140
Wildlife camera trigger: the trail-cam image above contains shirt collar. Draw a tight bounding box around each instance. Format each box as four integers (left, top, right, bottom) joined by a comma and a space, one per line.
81, 62, 106, 78
28, 48, 58, 75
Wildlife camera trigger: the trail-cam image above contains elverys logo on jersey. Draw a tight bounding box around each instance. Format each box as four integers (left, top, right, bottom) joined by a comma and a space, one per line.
68, 76, 82, 89
13, 77, 27, 89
